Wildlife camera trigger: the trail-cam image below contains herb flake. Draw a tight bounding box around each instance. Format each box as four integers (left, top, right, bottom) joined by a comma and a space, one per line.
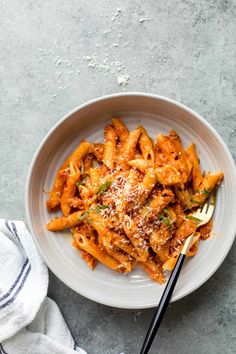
81, 160, 85, 175
202, 188, 211, 196
186, 215, 202, 223
96, 181, 112, 195
94, 205, 109, 213
190, 198, 203, 204
157, 212, 173, 229
78, 213, 88, 222
78, 205, 109, 222
76, 176, 88, 187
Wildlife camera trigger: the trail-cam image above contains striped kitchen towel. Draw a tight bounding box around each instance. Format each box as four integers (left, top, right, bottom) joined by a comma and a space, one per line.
0, 220, 86, 354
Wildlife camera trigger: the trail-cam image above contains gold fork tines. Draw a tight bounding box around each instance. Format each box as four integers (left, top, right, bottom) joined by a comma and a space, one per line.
181, 188, 217, 255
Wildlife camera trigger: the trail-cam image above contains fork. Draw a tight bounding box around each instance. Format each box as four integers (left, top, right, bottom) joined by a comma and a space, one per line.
140, 191, 216, 354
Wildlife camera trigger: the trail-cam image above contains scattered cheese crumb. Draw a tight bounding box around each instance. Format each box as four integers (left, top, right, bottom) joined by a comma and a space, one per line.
111, 8, 122, 21
139, 16, 150, 23
117, 74, 130, 86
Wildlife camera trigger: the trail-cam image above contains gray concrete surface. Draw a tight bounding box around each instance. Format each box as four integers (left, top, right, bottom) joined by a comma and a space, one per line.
0, 1, 236, 353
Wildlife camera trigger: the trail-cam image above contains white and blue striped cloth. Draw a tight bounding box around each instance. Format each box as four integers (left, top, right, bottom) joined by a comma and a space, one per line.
0, 220, 86, 354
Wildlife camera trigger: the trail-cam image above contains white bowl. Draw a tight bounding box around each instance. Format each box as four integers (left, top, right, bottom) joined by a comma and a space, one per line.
25, 92, 236, 309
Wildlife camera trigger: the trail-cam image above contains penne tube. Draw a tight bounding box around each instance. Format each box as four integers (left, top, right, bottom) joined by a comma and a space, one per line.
89, 212, 132, 273
163, 232, 201, 271
103, 125, 117, 170
105, 245, 132, 273
173, 184, 191, 208
128, 159, 153, 173
46, 210, 84, 231
190, 171, 224, 206
123, 215, 149, 262
112, 118, 129, 147
46, 170, 68, 211
84, 155, 93, 173
140, 257, 165, 283
187, 233, 200, 257
72, 237, 96, 270
112, 233, 139, 259
162, 256, 177, 271
69, 141, 92, 165
117, 128, 141, 169
157, 130, 192, 183
80, 250, 97, 270
186, 143, 202, 191
136, 169, 156, 205
173, 203, 185, 228
89, 167, 102, 191
61, 162, 80, 216
93, 143, 104, 162
149, 187, 174, 212
199, 219, 213, 240
171, 219, 197, 249
154, 145, 168, 168
142, 169, 156, 191
138, 126, 155, 162
150, 223, 172, 248
47, 141, 91, 211
73, 232, 125, 272
155, 165, 182, 186
151, 242, 170, 263
66, 196, 84, 209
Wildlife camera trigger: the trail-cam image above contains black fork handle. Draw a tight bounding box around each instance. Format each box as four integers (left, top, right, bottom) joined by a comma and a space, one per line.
140, 253, 186, 354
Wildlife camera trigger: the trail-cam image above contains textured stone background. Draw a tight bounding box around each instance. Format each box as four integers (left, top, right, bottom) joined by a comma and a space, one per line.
0, 1, 236, 353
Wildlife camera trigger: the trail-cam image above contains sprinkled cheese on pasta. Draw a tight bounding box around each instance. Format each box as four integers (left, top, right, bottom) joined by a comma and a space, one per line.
46, 119, 223, 283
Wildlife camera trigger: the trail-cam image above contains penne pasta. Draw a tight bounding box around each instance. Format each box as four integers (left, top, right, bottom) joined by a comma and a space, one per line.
154, 144, 168, 168
89, 167, 102, 191
46, 169, 68, 211
112, 233, 139, 259
157, 130, 192, 183
142, 169, 156, 191
186, 143, 202, 191
155, 165, 182, 186
93, 143, 104, 162
46, 210, 84, 231
171, 219, 197, 249
150, 223, 172, 248
173, 184, 191, 208
163, 232, 201, 271
117, 128, 141, 169
47, 141, 91, 211
61, 162, 80, 216
187, 233, 200, 257
149, 187, 174, 212
128, 159, 153, 173
162, 256, 178, 271
73, 232, 125, 272
136, 169, 156, 205
123, 215, 149, 262
112, 118, 129, 147
199, 219, 213, 240
84, 154, 93, 173
103, 125, 117, 170
138, 126, 155, 162
140, 258, 165, 284
46, 119, 223, 284
190, 171, 223, 206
